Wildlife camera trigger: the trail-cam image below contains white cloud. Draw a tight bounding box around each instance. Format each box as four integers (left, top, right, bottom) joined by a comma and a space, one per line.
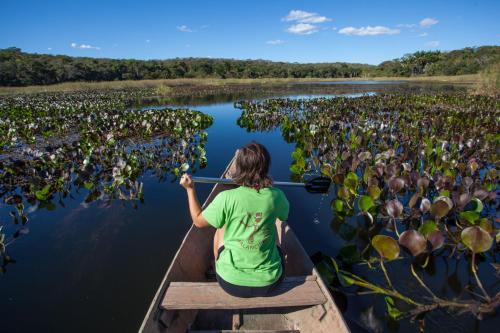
300, 15, 330, 24
397, 23, 417, 28
177, 25, 194, 32
145, 39, 150, 43
287, 23, 319, 35
338, 26, 400, 36
283, 10, 330, 23
283, 10, 315, 22
266, 39, 285, 45
282, 9, 331, 35
420, 17, 439, 27
427, 40, 440, 48
419, 32, 428, 37
47, 47, 52, 50
70, 42, 100, 50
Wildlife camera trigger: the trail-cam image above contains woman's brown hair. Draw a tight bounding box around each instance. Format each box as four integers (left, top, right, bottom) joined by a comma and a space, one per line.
232, 142, 273, 190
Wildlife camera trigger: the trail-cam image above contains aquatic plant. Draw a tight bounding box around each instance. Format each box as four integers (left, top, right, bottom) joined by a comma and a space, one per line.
0, 90, 213, 272
236, 93, 499, 325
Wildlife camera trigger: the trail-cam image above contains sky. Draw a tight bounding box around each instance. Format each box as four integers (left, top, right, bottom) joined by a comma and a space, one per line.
0, 0, 498, 65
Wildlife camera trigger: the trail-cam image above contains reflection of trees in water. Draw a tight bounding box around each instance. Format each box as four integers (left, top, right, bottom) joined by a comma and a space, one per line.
144, 82, 467, 107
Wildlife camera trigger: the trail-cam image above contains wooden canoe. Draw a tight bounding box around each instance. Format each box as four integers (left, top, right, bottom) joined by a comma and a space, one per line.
139, 158, 350, 333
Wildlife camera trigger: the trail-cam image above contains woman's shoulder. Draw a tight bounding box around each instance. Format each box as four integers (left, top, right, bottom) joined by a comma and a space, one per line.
268, 186, 288, 199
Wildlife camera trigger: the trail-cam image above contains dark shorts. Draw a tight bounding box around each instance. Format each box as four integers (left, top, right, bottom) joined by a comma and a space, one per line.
215, 246, 285, 298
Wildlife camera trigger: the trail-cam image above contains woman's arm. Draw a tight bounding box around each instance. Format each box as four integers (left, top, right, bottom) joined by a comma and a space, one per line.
179, 174, 210, 228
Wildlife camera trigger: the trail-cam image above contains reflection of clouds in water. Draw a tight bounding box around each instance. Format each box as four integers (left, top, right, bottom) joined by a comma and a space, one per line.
26, 203, 38, 214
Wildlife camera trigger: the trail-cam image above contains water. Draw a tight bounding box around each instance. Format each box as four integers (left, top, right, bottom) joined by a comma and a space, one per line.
296, 80, 404, 85
0, 82, 494, 333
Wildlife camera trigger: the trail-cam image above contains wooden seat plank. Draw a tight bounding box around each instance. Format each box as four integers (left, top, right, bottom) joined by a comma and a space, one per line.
188, 330, 300, 333
162, 275, 326, 310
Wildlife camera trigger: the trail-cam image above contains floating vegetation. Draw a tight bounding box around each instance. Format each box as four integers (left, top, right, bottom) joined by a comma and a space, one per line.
236, 93, 499, 325
0, 91, 213, 271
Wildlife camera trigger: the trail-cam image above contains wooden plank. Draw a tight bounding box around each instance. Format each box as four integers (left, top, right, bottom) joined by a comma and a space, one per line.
162, 276, 326, 310
232, 311, 242, 330
188, 330, 300, 333
170, 275, 316, 287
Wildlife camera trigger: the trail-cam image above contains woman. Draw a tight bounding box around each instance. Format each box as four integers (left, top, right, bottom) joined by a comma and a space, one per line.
179, 142, 289, 297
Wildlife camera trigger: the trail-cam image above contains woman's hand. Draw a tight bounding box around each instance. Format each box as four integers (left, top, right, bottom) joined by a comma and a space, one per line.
179, 173, 194, 190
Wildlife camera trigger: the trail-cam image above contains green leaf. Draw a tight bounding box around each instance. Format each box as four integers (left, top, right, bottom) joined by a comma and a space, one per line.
372, 235, 400, 261
338, 223, 357, 241
332, 199, 344, 213
315, 260, 334, 283
180, 162, 190, 172
367, 185, 381, 200
338, 271, 355, 287
439, 189, 450, 197
461, 226, 493, 253
358, 195, 375, 212
35, 184, 51, 201
291, 147, 305, 161
418, 220, 437, 237
459, 211, 480, 224
385, 296, 402, 320
290, 164, 303, 175
468, 198, 484, 213
337, 186, 351, 200
338, 244, 362, 264
84, 182, 94, 190
344, 171, 358, 191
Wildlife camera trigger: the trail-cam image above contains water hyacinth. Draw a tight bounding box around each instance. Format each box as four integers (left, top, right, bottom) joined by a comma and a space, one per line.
0, 90, 213, 260
236, 93, 499, 323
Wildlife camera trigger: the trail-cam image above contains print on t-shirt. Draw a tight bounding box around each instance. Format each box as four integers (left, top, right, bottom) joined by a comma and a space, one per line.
238, 212, 269, 250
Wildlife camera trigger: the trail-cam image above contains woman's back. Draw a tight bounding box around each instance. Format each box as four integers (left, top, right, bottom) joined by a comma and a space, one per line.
203, 185, 289, 287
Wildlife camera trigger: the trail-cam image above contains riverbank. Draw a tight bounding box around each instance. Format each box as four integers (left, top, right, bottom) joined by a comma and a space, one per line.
0, 74, 480, 95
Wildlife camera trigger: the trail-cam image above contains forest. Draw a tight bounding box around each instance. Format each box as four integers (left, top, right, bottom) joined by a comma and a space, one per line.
0, 45, 499, 86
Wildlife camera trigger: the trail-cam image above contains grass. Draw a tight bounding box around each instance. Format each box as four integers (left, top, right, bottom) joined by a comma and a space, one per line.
473, 62, 500, 97
0, 74, 481, 95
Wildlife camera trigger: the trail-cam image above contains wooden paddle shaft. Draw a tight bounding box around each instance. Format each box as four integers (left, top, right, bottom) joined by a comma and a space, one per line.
192, 176, 305, 187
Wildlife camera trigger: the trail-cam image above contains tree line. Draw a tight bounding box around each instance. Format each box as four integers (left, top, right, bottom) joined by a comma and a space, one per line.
0, 46, 498, 86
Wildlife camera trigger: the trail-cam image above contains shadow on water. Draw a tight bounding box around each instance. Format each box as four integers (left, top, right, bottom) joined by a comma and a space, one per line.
0, 82, 494, 333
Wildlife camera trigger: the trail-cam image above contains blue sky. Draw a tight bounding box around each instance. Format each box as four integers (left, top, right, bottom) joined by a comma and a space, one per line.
1, 0, 498, 64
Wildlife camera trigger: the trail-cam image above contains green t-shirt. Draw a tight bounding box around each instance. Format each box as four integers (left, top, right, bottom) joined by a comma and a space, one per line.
202, 186, 290, 287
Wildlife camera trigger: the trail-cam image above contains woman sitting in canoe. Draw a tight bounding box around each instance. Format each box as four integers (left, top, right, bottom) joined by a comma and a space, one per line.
179, 142, 289, 297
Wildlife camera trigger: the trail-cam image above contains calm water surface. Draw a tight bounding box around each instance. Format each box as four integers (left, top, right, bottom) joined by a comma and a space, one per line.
1, 83, 494, 333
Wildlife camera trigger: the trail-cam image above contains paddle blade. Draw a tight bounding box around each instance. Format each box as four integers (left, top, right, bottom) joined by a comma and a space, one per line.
305, 177, 332, 194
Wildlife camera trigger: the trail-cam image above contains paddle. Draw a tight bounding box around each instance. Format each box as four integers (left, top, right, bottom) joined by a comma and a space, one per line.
191, 176, 331, 194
